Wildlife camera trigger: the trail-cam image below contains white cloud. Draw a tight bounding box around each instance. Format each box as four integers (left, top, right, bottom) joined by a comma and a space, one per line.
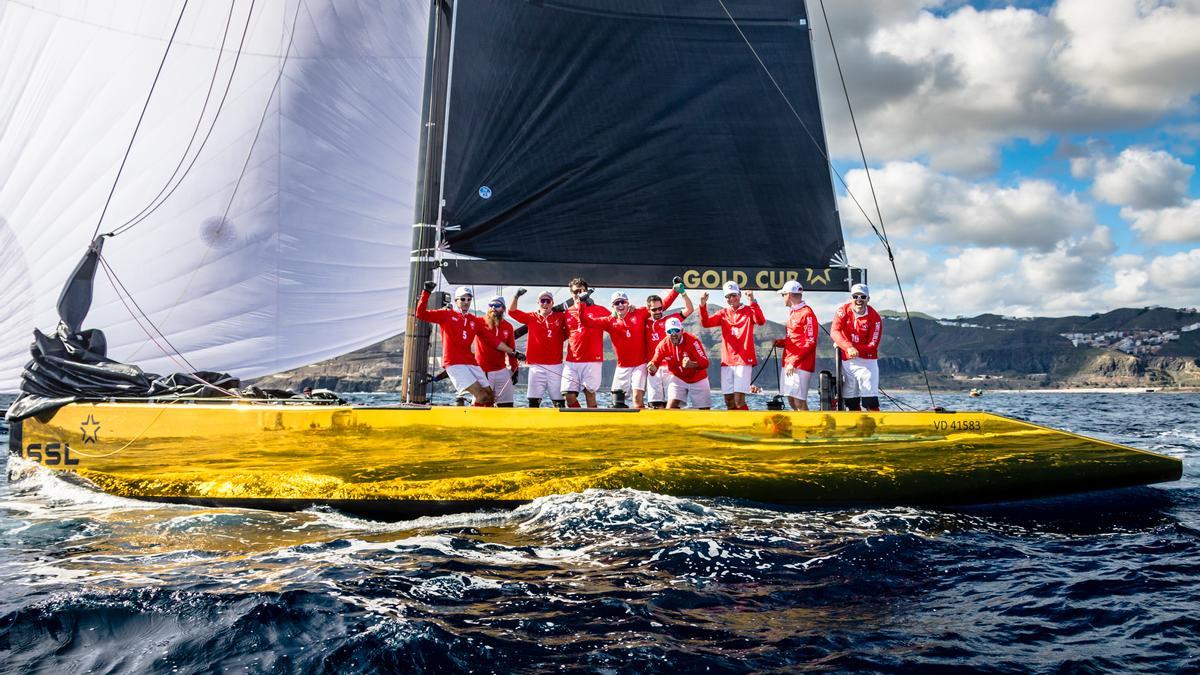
1148, 248, 1200, 290
1124, 200, 1200, 242
809, 1, 1200, 171
1089, 147, 1193, 209
839, 162, 1094, 250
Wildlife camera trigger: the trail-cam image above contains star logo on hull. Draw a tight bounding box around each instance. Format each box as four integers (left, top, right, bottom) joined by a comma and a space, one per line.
80, 415, 101, 444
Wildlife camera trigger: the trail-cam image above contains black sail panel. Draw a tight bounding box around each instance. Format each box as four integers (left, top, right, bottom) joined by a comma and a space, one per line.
440, 0, 845, 280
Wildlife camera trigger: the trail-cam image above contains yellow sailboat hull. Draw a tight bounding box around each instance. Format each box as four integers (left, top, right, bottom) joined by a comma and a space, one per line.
7, 403, 1182, 519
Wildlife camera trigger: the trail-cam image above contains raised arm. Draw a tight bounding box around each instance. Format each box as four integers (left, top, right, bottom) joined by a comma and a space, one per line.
508, 307, 534, 325
679, 291, 694, 320
414, 286, 447, 325
750, 295, 766, 326
698, 292, 721, 328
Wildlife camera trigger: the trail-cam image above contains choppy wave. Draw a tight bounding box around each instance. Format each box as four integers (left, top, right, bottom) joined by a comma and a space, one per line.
2, 392, 1200, 672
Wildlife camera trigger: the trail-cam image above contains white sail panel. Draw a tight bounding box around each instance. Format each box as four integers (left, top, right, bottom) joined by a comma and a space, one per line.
0, 0, 427, 391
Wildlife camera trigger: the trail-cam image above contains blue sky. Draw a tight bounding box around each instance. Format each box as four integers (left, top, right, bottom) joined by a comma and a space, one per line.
801, 0, 1200, 321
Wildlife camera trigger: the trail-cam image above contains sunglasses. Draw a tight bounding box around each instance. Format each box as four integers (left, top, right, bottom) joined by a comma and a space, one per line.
456, 296, 472, 301
649, 307, 664, 312
539, 298, 553, 304
488, 303, 504, 309
666, 328, 682, 335
613, 300, 628, 306
852, 294, 867, 300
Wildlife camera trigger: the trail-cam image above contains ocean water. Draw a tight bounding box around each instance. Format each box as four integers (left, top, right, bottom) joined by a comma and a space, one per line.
1, 392, 1197, 673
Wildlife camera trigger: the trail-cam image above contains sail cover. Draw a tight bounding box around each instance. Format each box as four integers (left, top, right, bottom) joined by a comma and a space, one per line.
0, 0, 428, 392
439, 0, 844, 282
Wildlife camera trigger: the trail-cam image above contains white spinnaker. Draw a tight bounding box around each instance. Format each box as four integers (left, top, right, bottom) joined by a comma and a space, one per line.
0, 0, 426, 391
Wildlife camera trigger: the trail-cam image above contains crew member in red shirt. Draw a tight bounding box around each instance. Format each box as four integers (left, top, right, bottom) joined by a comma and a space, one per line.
509, 289, 569, 408
474, 295, 519, 407
561, 277, 610, 408
647, 317, 711, 409
581, 279, 683, 408
699, 281, 765, 410
830, 283, 883, 411
415, 282, 522, 406
644, 285, 694, 408
772, 280, 818, 410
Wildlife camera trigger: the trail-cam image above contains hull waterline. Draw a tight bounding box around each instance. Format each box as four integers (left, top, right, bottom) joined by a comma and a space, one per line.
7, 403, 1182, 520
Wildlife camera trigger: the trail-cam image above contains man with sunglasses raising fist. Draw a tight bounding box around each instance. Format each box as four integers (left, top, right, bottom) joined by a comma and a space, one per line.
416, 282, 524, 406
830, 283, 883, 411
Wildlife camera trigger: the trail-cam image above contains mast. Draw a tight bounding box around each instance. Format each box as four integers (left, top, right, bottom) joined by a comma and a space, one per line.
401, 0, 455, 404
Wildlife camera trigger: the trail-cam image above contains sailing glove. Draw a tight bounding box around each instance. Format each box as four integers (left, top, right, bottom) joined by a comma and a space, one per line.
672, 276, 685, 292
515, 288, 527, 297
423, 280, 437, 292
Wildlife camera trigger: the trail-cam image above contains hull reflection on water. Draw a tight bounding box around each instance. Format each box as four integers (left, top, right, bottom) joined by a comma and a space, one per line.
9, 403, 1183, 518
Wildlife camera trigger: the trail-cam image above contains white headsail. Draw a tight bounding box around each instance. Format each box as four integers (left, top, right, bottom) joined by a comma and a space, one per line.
0, 0, 427, 391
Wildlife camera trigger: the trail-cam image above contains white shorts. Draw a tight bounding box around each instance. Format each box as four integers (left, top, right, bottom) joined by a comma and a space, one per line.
841, 358, 879, 398
780, 368, 813, 400
668, 378, 711, 409
611, 364, 648, 397
646, 369, 673, 403
562, 361, 602, 394
720, 364, 752, 394
446, 364, 488, 396
527, 363, 563, 401
486, 368, 514, 405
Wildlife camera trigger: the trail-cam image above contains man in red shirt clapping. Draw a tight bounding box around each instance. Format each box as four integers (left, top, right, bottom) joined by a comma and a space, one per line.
647, 317, 711, 409
699, 281, 765, 410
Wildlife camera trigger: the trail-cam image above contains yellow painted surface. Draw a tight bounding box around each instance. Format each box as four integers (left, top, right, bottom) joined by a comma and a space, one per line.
11, 403, 1183, 505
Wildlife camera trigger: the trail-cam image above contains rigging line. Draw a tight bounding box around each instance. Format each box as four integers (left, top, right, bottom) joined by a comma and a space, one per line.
714, 0, 888, 249
99, 255, 241, 397
89, 0, 191, 241
108, 0, 255, 237
816, 0, 935, 409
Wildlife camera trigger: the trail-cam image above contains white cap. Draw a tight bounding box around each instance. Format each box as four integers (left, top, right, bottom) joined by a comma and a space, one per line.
610, 291, 629, 304
850, 283, 870, 297
665, 317, 683, 333
454, 286, 473, 299
722, 281, 741, 295
538, 290, 554, 301
778, 280, 803, 295
488, 295, 505, 307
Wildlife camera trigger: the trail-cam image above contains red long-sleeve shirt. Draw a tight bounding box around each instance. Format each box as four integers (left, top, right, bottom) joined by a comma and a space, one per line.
830, 302, 882, 360
649, 333, 710, 384
578, 291, 674, 367
414, 290, 500, 367
475, 319, 518, 372
774, 303, 818, 372
565, 302, 611, 362
699, 301, 766, 366
508, 308, 568, 365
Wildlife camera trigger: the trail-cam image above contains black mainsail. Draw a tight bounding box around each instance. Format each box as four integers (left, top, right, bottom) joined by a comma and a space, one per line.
402, 0, 862, 401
